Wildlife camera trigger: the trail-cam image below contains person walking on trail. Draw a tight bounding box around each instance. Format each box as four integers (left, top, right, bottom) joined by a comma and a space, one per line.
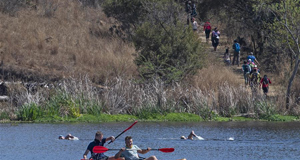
242, 61, 251, 86
203, 21, 211, 42
223, 47, 231, 65
114, 136, 158, 160
83, 131, 121, 160
232, 40, 241, 66
211, 28, 220, 51
247, 59, 255, 71
185, 1, 192, 25
249, 69, 261, 90
250, 65, 260, 74
192, 17, 198, 32
260, 75, 272, 97
247, 52, 260, 65
191, 1, 197, 18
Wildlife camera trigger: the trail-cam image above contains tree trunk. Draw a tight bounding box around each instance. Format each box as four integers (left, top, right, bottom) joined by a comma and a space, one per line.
286, 57, 300, 109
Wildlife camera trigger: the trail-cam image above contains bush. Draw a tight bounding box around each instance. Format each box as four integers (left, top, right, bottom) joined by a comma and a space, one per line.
17, 103, 42, 121
134, 21, 204, 83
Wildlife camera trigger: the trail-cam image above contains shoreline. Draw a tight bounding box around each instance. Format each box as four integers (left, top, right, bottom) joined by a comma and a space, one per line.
1, 112, 299, 123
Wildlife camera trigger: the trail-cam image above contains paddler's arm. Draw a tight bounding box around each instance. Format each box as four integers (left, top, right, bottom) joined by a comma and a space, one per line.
115, 148, 125, 159
105, 136, 115, 142
138, 147, 151, 154
83, 149, 89, 159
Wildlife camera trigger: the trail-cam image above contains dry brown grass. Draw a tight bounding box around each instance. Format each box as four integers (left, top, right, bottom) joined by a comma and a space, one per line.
0, 0, 137, 83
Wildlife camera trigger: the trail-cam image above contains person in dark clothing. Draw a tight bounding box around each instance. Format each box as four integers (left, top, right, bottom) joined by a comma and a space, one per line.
260, 75, 272, 97
83, 131, 121, 160
211, 28, 220, 51
185, 1, 192, 25
203, 21, 211, 42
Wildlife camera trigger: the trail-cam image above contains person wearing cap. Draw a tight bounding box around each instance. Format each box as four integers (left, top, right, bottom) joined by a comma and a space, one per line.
247, 52, 260, 65
249, 68, 261, 89
232, 39, 241, 66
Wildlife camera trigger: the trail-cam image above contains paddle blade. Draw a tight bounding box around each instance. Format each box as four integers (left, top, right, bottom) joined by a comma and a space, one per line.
159, 148, 174, 153
124, 120, 138, 132
93, 146, 108, 153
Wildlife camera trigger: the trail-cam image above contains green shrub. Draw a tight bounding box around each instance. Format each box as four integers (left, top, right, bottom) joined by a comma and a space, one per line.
17, 103, 42, 121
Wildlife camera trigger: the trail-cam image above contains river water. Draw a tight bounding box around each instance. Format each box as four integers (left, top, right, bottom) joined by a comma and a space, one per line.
0, 121, 299, 160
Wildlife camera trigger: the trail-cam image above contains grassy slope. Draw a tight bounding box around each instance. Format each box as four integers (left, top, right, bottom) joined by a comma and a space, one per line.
0, 1, 137, 83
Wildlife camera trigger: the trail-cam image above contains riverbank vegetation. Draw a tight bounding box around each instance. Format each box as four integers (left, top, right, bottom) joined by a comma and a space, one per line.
0, 0, 299, 122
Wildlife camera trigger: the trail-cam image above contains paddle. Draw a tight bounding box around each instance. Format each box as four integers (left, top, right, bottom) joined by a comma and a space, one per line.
93, 146, 174, 153
107, 120, 138, 145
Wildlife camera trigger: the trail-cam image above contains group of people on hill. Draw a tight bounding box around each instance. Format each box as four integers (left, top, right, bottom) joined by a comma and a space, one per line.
185, 1, 272, 97
185, 1, 197, 25
241, 51, 271, 96
230, 39, 272, 96
185, 1, 220, 52
203, 21, 220, 51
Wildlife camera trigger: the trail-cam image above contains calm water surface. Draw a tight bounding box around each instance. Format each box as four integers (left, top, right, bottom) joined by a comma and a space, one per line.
0, 121, 299, 160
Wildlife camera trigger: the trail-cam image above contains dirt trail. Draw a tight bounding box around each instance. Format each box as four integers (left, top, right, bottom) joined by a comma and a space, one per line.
196, 30, 279, 97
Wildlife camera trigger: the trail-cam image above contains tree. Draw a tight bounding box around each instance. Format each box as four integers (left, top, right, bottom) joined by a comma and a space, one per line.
133, 0, 205, 83
257, 0, 300, 109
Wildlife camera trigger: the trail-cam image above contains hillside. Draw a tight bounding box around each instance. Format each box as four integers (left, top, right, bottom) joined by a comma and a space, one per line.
0, 1, 137, 84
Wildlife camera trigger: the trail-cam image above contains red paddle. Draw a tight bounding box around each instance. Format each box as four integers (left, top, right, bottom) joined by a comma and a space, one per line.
107, 120, 138, 145
93, 146, 174, 153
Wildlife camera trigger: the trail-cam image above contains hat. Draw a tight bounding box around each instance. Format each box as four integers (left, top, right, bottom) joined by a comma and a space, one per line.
250, 52, 253, 55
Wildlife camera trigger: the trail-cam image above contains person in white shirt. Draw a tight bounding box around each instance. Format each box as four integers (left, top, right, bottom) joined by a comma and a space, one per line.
115, 136, 158, 160
192, 18, 198, 32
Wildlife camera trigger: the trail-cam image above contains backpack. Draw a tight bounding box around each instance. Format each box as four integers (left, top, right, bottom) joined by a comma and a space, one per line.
252, 73, 258, 82
243, 64, 250, 73
263, 77, 269, 85
206, 25, 211, 30
213, 31, 219, 39
235, 43, 240, 52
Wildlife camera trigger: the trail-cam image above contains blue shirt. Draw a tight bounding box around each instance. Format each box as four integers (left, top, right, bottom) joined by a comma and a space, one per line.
247, 55, 256, 63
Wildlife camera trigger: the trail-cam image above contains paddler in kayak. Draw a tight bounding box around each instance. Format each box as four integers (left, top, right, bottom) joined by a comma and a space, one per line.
180, 130, 204, 140
83, 131, 123, 160
114, 136, 158, 160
